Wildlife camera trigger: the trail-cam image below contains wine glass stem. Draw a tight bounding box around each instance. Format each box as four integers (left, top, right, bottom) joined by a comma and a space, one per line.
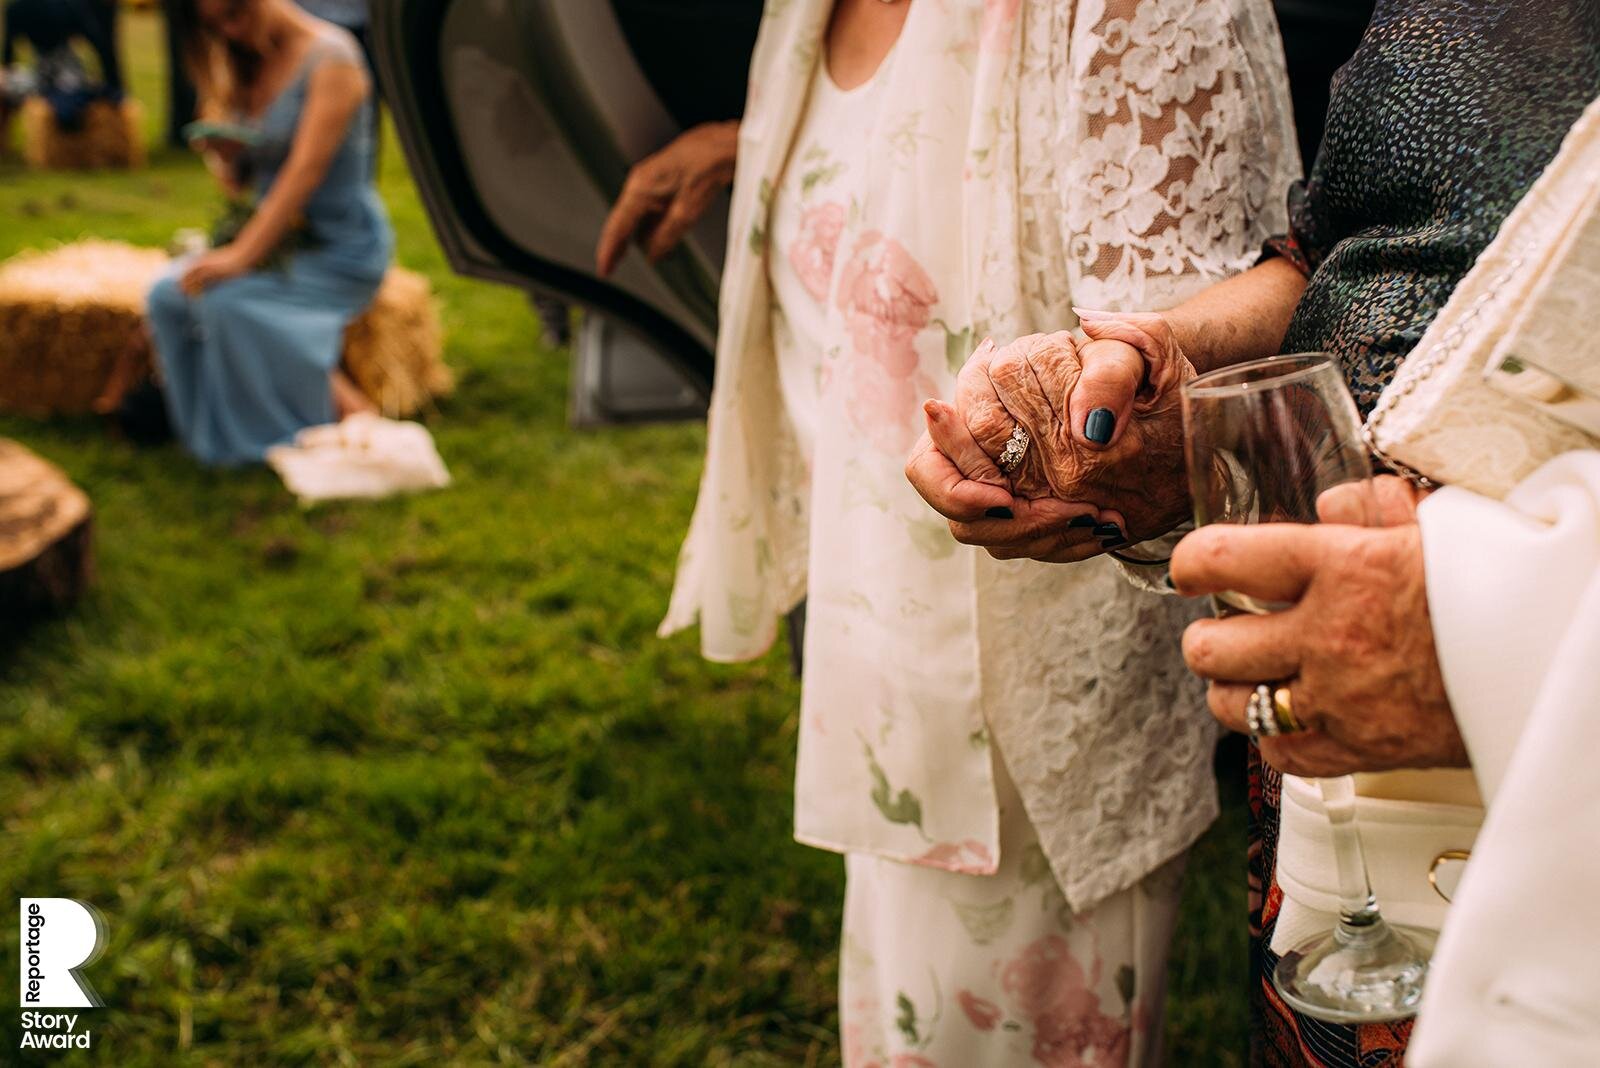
1316, 776, 1382, 929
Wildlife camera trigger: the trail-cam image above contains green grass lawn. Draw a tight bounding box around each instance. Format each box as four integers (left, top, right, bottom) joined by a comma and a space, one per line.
0, 14, 1244, 1065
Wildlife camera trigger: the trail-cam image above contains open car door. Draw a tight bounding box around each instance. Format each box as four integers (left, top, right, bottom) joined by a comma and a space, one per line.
367, 0, 760, 423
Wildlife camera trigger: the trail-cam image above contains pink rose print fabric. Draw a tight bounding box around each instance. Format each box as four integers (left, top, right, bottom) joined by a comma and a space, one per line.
767, 30, 1003, 884
959, 990, 1004, 1032
835, 230, 939, 378
839, 796, 1183, 1068
842, 361, 942, 455
1000, 936, 1133, 1068
788, 201, 847, 302
914, 838, 997, 876
834, 231, 942, 453
980, 0, 1023, 52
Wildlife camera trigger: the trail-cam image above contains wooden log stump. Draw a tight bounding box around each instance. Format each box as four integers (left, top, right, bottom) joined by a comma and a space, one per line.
0, 440, 94, 625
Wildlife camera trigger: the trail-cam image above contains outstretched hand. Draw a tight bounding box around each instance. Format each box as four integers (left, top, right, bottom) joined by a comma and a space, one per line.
596, 121, 739, 277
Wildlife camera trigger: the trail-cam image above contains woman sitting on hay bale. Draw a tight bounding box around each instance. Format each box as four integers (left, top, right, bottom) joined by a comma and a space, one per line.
146, 0, 391, 466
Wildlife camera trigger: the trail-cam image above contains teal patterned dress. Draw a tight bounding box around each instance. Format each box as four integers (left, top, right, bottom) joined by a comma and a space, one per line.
1254, 1, 1600, 1063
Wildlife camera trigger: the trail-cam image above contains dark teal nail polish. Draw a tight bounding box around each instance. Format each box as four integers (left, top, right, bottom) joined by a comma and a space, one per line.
1093, 522, 1124, 538
986, 507, 1014, 520
1068, 515, 1097, 529
1085, 407, 1116, 445
1163, 573, 1176, 590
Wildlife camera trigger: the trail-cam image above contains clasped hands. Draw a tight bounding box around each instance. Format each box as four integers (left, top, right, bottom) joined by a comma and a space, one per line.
906, 314, 1468, 777
905, 311, 1195, 561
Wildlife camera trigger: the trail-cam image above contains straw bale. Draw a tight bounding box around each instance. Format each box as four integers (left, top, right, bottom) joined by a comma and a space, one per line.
339, 267, 451, 418
0, 241, 167, 415
21, 97, 146, 170
0, 244, 449, 418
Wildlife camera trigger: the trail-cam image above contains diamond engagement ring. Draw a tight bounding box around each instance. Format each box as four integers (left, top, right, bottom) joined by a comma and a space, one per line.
1247, 683, 1304, 740
997, 426, 1029, 473
1247, 684, 1278, 740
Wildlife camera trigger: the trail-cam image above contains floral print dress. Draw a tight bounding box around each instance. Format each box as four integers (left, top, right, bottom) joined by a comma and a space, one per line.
762, 12, 1211, 1067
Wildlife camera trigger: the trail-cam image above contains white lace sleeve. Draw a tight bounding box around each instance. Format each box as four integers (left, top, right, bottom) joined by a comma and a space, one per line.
1060, 0, 1299, 314
1052, 0, 1299, 589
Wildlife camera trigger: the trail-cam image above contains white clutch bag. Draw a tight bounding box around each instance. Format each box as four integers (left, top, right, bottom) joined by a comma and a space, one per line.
1366, 94, 1600, 499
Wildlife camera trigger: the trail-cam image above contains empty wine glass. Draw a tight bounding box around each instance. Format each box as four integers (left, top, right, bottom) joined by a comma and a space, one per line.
1181, 353, 1435, 1023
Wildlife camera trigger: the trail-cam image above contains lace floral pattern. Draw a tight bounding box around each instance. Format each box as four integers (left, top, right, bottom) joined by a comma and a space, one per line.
977, 555, 1217, 907
965, 0, 1296, 346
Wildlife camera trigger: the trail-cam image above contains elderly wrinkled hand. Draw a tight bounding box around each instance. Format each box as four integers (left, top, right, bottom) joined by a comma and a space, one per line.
905, 314, 1197, 559
1172, 478, 1468, 777
906, 332, 1109, 561
905, 380, 1105, 562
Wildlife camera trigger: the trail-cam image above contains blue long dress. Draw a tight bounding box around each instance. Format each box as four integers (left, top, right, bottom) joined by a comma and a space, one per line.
147, 29, 393, 467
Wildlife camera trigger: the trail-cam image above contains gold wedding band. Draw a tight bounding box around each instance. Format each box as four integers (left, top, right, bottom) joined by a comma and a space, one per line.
1271, 686, 1303, 734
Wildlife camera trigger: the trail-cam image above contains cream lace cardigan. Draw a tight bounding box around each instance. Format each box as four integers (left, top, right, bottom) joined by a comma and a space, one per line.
660, 0, 1299, 907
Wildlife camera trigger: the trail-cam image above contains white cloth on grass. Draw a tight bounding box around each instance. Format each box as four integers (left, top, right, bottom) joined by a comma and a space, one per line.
266, 412, 449, 503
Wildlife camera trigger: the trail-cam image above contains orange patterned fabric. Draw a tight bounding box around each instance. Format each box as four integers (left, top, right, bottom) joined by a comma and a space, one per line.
1248, 743, 1416, 1067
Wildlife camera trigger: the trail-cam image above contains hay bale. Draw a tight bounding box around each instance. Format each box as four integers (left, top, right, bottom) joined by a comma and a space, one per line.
20, 96, 146, 170
0, 243, 449, 418
0, 439, 94, 624
0, 241, 168, 416
341, 267, 452, 418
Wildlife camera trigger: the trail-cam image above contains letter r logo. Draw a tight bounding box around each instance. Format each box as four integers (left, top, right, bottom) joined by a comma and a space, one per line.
19, 899, 106, 1008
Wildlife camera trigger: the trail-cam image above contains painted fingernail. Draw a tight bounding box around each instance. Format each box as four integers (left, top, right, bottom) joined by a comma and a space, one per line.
1068, 515, 1097, 529
1093, 522, 1124, 538
986, 507, 1014, 520
1101, 537, 1129, 550
1163, 573, 1176, 590
1085, 408, 1115, 445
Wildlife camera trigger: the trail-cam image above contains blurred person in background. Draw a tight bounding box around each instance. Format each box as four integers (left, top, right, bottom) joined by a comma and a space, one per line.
600, 1, 1299, 1063
161, 0, 199, 147
0, 0, 123, 141
145, 0, 392, 466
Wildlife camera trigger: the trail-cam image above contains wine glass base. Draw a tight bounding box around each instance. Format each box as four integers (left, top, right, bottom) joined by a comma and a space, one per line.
1273, 922, 1437, 1025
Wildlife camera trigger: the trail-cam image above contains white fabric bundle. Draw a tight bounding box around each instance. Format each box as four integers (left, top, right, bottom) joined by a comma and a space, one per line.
1409, 455, 1600, 1065
266, 413, 450, 504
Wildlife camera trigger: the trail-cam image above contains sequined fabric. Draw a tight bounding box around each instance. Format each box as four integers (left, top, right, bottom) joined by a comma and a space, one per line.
1255, 2, 1600, 1064
1271, 0, 1600, 417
